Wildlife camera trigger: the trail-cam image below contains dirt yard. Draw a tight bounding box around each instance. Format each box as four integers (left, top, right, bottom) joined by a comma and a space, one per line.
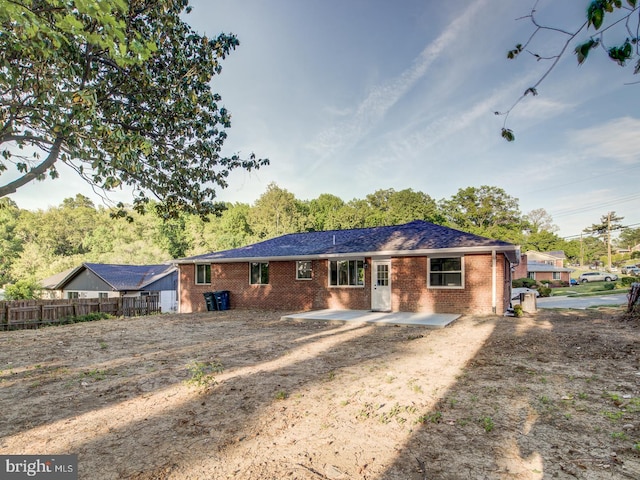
0, 307, 638, 479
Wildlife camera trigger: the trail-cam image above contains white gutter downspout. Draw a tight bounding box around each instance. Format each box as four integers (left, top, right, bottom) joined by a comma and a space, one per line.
492, 249, 497, 314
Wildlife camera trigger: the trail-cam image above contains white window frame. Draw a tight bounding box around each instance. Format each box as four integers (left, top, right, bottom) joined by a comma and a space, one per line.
296, 260, 312, 280
427, 255, 464, 289
552, 272, 561, 281
328, 259, 365, 287
250, 262, 269, 285
195, 264, 211, 285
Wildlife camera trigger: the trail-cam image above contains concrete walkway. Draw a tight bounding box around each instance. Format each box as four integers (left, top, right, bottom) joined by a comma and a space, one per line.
281, 309, 460, 328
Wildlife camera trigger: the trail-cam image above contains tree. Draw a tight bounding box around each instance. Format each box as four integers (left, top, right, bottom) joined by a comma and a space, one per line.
0, 198, 22, 283
0, 0, 268, 218
306, 194, 345, 231
4, 279, 42, 300
524, 208, 558, 233
498, 0, 640, 141
584, 211, 624, 269
249, 183, 304, 239
617, 226, 640, 249
439, 186, 524, 241
364, 188, 442, 226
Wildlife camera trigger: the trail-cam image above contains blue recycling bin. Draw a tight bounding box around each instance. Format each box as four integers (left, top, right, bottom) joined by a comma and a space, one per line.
214, 290, 230, 311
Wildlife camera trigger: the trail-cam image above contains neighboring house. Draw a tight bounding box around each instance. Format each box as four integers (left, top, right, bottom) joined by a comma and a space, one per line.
513, 250, 573, 283
40, 263, 178, 313
174, 220, 520, 316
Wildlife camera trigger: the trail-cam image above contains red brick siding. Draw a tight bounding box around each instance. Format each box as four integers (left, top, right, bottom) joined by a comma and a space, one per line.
179, 259, 370, 313
392, 254, 507, 315
513, 255, 528, 279
179, 253, 510, 315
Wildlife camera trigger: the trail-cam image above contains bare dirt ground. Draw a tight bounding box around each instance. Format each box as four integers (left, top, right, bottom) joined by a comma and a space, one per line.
1, 307, 639, 479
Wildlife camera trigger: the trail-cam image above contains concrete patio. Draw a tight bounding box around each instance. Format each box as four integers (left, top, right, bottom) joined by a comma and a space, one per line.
281, 309, 460, 328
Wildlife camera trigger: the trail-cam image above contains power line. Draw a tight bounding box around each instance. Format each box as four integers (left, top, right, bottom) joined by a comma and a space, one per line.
551, 192, 640, 218
562, 221, 640, 240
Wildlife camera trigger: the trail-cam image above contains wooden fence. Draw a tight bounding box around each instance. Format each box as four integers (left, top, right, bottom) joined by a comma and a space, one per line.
0, 297, 161, 330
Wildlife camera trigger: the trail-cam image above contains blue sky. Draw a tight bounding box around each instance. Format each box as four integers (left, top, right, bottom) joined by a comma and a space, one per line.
7, 0, 640, 239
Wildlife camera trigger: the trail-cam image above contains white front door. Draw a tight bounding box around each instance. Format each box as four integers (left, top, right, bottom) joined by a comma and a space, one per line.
371, 259, 391, 311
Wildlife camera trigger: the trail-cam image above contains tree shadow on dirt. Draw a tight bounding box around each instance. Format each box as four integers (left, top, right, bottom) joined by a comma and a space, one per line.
378, 307, 640, 479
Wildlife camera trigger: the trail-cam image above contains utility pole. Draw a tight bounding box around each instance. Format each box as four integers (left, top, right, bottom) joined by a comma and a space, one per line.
580, 233, 584, 267
606, 211, 612, 271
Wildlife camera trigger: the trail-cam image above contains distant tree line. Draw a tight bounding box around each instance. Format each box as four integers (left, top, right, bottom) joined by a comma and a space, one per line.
1, 183, 639, 288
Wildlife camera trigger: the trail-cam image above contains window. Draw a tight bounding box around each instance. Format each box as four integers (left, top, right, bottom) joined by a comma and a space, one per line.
428, 257, 463, 288
552, 272, 561, 281
329, 259, 364, 286
527, 272, 536, 280
196, 264, 211, 284
250, 262, 269, 284
98, 292, 108, 299
67, 292, 79, 299
297, 261, 312, 280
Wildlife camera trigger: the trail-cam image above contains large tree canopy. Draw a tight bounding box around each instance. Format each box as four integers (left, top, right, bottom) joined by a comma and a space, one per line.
498, 0, 640, 141
0, 0, 268, 217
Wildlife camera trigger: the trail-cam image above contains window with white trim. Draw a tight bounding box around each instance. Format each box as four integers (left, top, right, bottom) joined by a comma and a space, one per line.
428, 256, 463, 288
552, 272, 561, 281
250, 262, 269, 285
195, 264, 211, 284
329, 259, 364, 286
296, 261, 312, 280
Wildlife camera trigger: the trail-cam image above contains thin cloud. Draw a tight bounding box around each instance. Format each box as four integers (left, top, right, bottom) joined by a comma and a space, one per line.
569, 117, 640, 165
307, 1, 486, 161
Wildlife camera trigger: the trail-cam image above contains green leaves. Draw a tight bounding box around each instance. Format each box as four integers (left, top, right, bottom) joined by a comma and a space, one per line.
507, 44, 523, 60
588, 2, 605, 30
0, 0, 268, 219
501, 128, 515, 142
608, 39, 633, 65
575, 38, 599, 64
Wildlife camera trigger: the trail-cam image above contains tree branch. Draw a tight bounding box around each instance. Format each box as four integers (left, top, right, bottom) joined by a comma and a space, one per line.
0, 136, 63, 197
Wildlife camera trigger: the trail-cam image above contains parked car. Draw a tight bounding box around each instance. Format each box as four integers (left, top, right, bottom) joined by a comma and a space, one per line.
578, 272, 618, 283
511, 287, 540, 300
625, 266, 640, 276
621, 265, 639, 275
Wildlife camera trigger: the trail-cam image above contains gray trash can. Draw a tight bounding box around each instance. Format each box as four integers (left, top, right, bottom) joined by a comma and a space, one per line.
203, 292, 217, 311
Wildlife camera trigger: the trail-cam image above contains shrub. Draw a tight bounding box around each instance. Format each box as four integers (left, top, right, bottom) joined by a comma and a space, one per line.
620, 277, 636, 287
513, 278, 537, 288
538, 286, 552, 297
603, 282, 615, 290
513, 304, 524, 317
4, 279, 42, 300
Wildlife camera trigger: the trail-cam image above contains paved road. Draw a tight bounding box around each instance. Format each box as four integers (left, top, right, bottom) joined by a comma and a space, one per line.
536, 293, 628, 310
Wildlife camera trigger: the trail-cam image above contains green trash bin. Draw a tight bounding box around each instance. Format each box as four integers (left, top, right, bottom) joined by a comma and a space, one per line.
203, 292, 217, 311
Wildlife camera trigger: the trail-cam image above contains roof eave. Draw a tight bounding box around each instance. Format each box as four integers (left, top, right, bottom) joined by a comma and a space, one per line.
173, 245, 520, 264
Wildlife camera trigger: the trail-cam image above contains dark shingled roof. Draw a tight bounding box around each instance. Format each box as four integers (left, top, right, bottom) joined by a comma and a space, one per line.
178, 220, 517, 263
83, 263, 176, 290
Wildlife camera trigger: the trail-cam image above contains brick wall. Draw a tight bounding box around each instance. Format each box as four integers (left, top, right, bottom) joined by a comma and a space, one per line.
179, 253, 510, 315
513, 254, 528, 279
392, 254, 507, 315
179, 259, 370, 313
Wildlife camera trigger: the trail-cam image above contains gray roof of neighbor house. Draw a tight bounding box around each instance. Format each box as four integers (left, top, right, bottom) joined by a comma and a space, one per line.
41, 263, 176, 291
526, 263, 573, 273
175, 220, 520, 264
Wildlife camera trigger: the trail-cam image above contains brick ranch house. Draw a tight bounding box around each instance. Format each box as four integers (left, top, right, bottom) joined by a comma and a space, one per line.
174, 220, 520, 316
